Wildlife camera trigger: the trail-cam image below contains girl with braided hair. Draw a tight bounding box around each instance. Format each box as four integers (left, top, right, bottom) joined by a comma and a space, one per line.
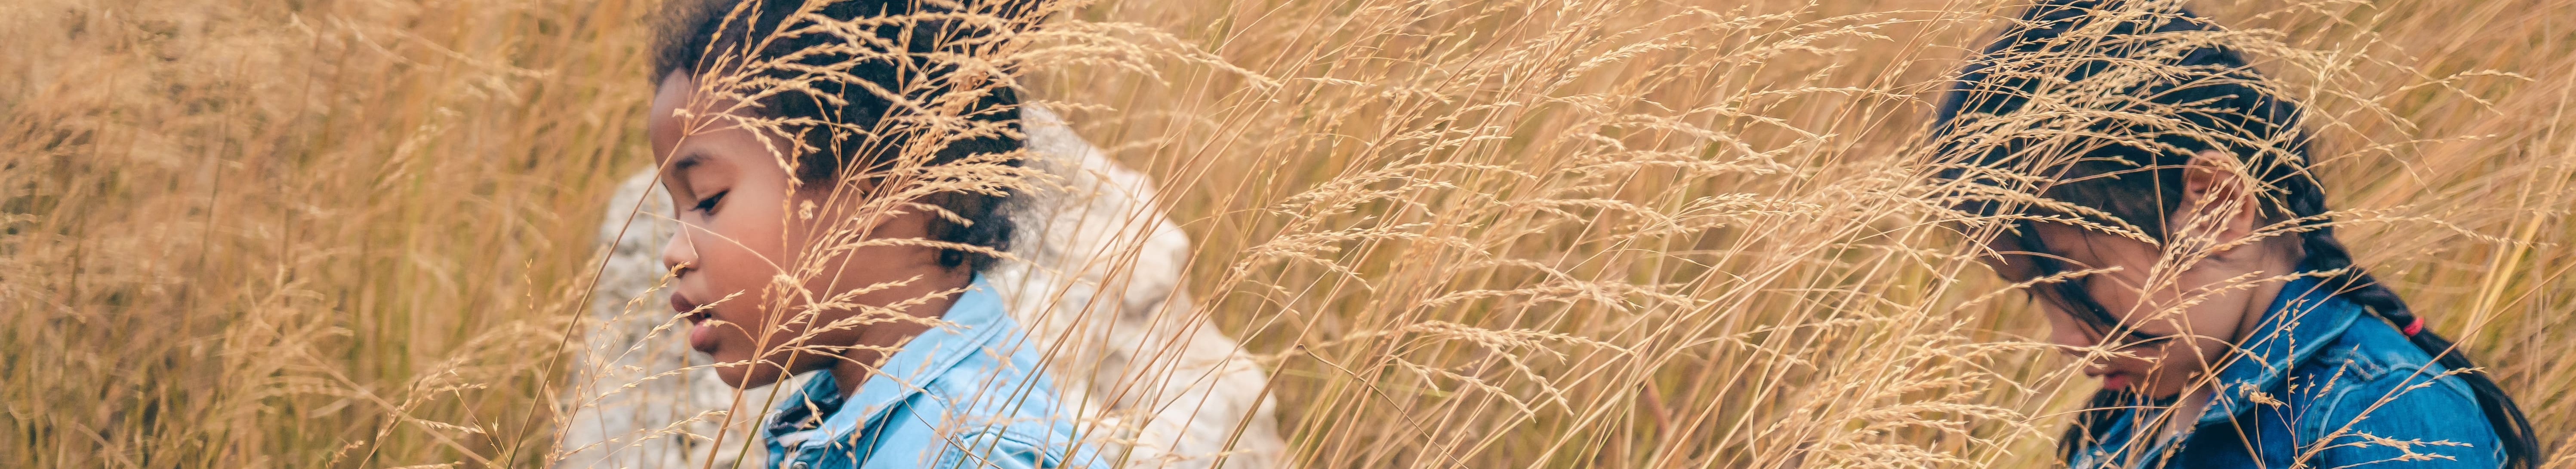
1930, 1, 2539, 468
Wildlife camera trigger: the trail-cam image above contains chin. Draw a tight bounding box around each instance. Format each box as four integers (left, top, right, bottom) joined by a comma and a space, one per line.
2139, 379, 2195, 399
709, 359, 786, 389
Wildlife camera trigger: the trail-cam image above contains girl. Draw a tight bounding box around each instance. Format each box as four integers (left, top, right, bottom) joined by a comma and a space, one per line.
1929, 2, 2540, 468
644, 0, 1089, 467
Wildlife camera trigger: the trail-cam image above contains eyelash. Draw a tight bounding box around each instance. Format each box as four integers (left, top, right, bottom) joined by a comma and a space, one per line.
691, 190, 728, 215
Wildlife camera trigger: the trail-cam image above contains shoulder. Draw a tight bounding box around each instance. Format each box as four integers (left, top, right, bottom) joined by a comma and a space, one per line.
841, 362, 1086, 469
896, 384, 1089, 469
2302, 318, 2435, 383
926, 429, 1091, 469
2296, 320, 2502, 467
898, 323, 1089, 468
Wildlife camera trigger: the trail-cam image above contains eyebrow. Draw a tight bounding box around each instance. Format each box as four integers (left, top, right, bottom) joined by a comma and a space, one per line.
670, 153, 707, 172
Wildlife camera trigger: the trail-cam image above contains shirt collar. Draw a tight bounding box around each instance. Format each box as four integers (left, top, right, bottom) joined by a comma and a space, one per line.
2194, 275, 2366, 425
767, 275, 1017, 449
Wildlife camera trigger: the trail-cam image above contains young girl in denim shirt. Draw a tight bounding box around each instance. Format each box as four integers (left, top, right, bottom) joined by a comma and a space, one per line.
1929, 1, 2539, 468
642, 0, 1089, 467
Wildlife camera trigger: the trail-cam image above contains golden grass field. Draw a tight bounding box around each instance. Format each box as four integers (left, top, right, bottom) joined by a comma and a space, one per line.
3, 0, 2572, 467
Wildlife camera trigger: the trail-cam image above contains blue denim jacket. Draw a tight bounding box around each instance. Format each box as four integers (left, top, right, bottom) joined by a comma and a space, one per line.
2070, 277, 2505, 468
761, 276, 1092, 469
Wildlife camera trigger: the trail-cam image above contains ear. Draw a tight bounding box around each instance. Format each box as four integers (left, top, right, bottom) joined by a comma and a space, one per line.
2173, 149, 2262, 257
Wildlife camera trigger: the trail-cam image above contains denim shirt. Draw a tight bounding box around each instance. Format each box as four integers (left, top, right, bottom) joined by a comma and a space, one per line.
761, 276, 1092, 469
2070, 277, 2505, 469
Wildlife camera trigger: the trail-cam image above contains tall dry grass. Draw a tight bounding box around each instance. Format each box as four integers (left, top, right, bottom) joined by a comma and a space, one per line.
3, 0, 2571, 468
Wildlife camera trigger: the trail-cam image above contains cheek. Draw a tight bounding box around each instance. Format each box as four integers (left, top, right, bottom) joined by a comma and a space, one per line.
692, 220, 794, 320
697, 230, 781, 290
2080, 274, 2151, 318
2133, 335, 2230, 396
2037, 304, 2098, 348
2170, 271, 2256, 337
786, 198, 940, 290
2157, 300, 2251, 358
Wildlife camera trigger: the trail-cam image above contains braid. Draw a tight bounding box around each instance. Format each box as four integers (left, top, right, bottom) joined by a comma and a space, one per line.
2277, 170, 2541, 469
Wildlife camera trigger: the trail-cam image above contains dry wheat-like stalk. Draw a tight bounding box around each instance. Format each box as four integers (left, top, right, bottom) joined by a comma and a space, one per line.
4, 0, 2574, 468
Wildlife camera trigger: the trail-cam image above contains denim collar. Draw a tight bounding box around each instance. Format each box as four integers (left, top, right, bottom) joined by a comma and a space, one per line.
2082, 276, 2369, 468
765, 275, 1015, 449
2193, 275, 2366, 426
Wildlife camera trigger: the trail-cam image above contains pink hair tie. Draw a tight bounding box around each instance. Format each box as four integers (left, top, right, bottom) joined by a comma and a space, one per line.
2401, 317, 2425, 337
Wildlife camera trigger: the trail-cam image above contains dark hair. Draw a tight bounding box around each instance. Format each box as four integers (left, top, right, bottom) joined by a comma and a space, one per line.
1928, 1, 2537, 467
650, 0, 1031, 272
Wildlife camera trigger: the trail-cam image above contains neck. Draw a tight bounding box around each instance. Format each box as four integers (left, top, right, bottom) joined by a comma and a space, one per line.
828, 267, 975, 398
2167, 244, 2303, 434
2227, 244, 2306, 347
2158, 277, 2286, 444
2158, 245, 2300, 426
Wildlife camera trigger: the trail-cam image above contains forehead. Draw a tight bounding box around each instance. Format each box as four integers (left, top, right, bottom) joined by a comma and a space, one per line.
647, 71, 772, 165
2026, 222, 2145, 256
1974, 221, 2149, 265
648, 71, 695, 163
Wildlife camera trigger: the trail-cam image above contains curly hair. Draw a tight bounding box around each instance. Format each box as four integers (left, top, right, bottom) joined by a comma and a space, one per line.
649, 0, 1032, 272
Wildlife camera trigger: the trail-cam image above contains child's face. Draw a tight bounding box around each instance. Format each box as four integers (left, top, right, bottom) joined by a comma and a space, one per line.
1981, 222, 2273, 399
647, 71, 952, 389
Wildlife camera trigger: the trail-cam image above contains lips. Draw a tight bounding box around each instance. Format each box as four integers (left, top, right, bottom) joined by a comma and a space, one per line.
671, 294, 706, 322
672, 293, 721, 354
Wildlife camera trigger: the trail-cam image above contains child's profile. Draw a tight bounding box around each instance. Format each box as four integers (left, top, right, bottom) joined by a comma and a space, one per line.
1928, 1, 2539, 468
558, 1, 1283, 467
641, 0, 1095, 467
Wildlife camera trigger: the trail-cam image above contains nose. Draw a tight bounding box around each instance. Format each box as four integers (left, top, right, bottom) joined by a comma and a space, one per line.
662, 220, 698, 276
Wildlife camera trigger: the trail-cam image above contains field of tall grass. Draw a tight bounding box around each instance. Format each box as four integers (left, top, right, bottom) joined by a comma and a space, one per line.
5, 0, 2572, 467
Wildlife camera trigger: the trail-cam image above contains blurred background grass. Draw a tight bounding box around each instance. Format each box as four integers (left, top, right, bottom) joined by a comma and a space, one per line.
3, 0, 2570, 467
